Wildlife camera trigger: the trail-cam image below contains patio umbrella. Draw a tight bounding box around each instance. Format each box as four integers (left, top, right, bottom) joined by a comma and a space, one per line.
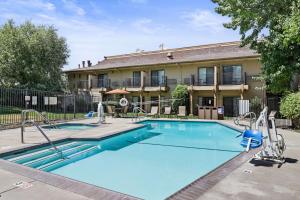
106, 89, 130, 95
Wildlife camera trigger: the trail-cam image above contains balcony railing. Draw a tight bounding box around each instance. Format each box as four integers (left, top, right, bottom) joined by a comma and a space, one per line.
144, 76, 168, 87
221, 72, 247, 85
123, 77, 141, 88
91, 79, 111, 88
184, 76, 214, 86
75, 80, 89, 90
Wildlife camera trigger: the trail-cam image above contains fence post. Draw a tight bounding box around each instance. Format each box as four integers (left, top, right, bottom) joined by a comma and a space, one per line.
73, 93, 76, 119
63, 93, 66, 120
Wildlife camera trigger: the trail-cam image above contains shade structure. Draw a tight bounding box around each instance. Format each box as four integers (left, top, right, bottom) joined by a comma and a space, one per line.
106, 89, 130, 95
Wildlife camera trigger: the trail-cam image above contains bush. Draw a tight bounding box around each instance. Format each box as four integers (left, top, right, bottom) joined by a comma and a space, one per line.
171, 84, 189, 113
250, 96, 262, 116
280, 92, 300, 128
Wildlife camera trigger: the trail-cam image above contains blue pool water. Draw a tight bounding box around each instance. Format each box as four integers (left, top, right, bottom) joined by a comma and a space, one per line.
2, 121, 243, 200
43, 123, 97, 130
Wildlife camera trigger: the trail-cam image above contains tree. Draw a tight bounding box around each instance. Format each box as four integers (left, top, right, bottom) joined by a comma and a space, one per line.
212, 0, 300, 93
0, 20, 69, 91
280, 92, 300, 128
171, 85, 189, 113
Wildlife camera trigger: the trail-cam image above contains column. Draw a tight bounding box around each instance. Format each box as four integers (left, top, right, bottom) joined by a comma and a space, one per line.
88, 74, 92, 89
214, 65, 218, 107
214, 65, 218, 86
141, 71, 145, 88
139, 93, 143, 109
214, 92, 217, 107
189, 91, 193, 116
241, 85, 244, 100
158, 94, 161, 116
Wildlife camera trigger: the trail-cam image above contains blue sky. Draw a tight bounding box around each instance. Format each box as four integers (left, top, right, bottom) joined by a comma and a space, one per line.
0, 0, 240, 69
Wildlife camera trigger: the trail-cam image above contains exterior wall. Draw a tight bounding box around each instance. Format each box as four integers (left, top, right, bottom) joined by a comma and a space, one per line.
67, 57, 264, 116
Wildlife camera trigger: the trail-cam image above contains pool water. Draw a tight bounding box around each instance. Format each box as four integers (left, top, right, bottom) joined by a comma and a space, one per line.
43, 123, 97, 130
2, 121, 243, 200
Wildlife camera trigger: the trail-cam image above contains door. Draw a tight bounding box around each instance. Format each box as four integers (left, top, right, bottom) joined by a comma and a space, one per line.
198, 67, 214, 85
151, 70, 165, 86
98, 74, 108, 87
223, 97, 240, 117
132, 71, 141, 87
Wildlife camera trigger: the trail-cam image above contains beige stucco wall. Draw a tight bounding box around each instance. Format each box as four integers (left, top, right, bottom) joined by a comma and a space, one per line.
67, 57, 264, 114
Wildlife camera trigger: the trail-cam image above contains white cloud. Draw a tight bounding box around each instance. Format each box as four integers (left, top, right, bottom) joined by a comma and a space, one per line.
182, 10, 229, 32
132, 18, 163, 34
62, 0, 85, 16
129, 0, 147, 4
0, 0, 56, 11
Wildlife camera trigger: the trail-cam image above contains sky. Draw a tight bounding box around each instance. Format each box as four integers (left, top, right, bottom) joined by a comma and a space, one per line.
0, 0, 241, 70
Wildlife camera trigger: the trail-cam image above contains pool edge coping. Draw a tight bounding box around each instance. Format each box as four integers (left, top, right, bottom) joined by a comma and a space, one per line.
0, 119, 252, 200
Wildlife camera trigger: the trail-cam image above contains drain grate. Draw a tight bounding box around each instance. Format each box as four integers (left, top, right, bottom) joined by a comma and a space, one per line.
13, 181, 33, 189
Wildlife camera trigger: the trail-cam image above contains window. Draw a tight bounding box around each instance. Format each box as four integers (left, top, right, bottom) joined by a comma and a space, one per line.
223, 97, 240, 117
198, 67, 214, 85
198, 97, 214, 106
132, 71, 141, 87
222, 65, 242, 84
98, 74, 108, 87
151, 70, 165, 86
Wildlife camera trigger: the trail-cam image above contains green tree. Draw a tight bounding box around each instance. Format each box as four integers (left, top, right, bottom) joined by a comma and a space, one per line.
212, 0, 300, 93
280, 92, 300, 128
0, 20, 69, 91
171, 84, 189, 113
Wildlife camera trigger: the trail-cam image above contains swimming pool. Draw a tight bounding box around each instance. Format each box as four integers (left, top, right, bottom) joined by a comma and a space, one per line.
1, 120, 243, 200
43, 123, 97, 130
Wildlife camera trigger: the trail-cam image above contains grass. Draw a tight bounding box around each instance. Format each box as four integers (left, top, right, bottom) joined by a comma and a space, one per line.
0, 112, 87, 125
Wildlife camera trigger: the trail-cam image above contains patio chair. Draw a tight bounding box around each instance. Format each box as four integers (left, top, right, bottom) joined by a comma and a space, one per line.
147, 106, 158, 118
177, 106, 187, 118
121, 106, 129, 118
106, 105, 115, 117
163, 106, 172, 118
84, 111, 95, 118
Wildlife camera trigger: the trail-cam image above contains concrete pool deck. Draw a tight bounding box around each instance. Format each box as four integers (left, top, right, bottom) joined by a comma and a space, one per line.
0, 118, 299, 200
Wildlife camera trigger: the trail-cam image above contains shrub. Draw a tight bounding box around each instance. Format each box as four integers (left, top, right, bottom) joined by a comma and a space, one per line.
171, 84, 189, 113
280, 92, 300, 128
250, 96, 262, 116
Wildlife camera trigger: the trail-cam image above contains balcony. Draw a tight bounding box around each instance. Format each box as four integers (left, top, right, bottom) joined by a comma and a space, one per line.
123, 77, 142, 92
219, 72, 248, 91
185, 76, 215, 91
90, 78, 111, 93
144, 76, 168, 92
71, 80, 89, 91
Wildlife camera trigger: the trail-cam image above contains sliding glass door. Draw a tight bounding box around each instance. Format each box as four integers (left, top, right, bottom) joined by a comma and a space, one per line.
222, 65, 242, 84
151, 70, 165, 86
198, 67, 214, 85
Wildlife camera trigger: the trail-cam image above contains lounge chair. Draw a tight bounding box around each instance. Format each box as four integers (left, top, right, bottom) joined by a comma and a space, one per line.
106, 105, 115, 117
121, 106, 129, 118
147, 106, 158, 118
163, 106, 172, 118
177, 106, 187, 118
84, 111, 95, 118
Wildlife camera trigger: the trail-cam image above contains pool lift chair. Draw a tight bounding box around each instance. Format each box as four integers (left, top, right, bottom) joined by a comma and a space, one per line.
234, 111, 257, 130
239, 107, 286, 164
96, 102, 105, 124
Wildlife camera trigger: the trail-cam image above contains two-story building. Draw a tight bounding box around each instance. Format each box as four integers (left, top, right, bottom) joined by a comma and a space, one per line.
65, 41, 265, 117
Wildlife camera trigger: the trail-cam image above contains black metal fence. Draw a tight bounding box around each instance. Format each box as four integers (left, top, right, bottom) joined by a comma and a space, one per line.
0, 88, 101, 129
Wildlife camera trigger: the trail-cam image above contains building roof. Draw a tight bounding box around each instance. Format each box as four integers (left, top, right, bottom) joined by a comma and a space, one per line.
65, 41, 259, 73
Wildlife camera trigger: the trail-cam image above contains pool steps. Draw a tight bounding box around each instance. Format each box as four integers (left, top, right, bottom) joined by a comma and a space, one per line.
8, 142, 81, 163
38, 146, 99, 171
6, 141, 101, 171
23, 144, 95, 168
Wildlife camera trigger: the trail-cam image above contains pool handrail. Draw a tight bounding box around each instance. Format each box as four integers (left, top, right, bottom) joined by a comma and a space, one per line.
21, 110, 64, 159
